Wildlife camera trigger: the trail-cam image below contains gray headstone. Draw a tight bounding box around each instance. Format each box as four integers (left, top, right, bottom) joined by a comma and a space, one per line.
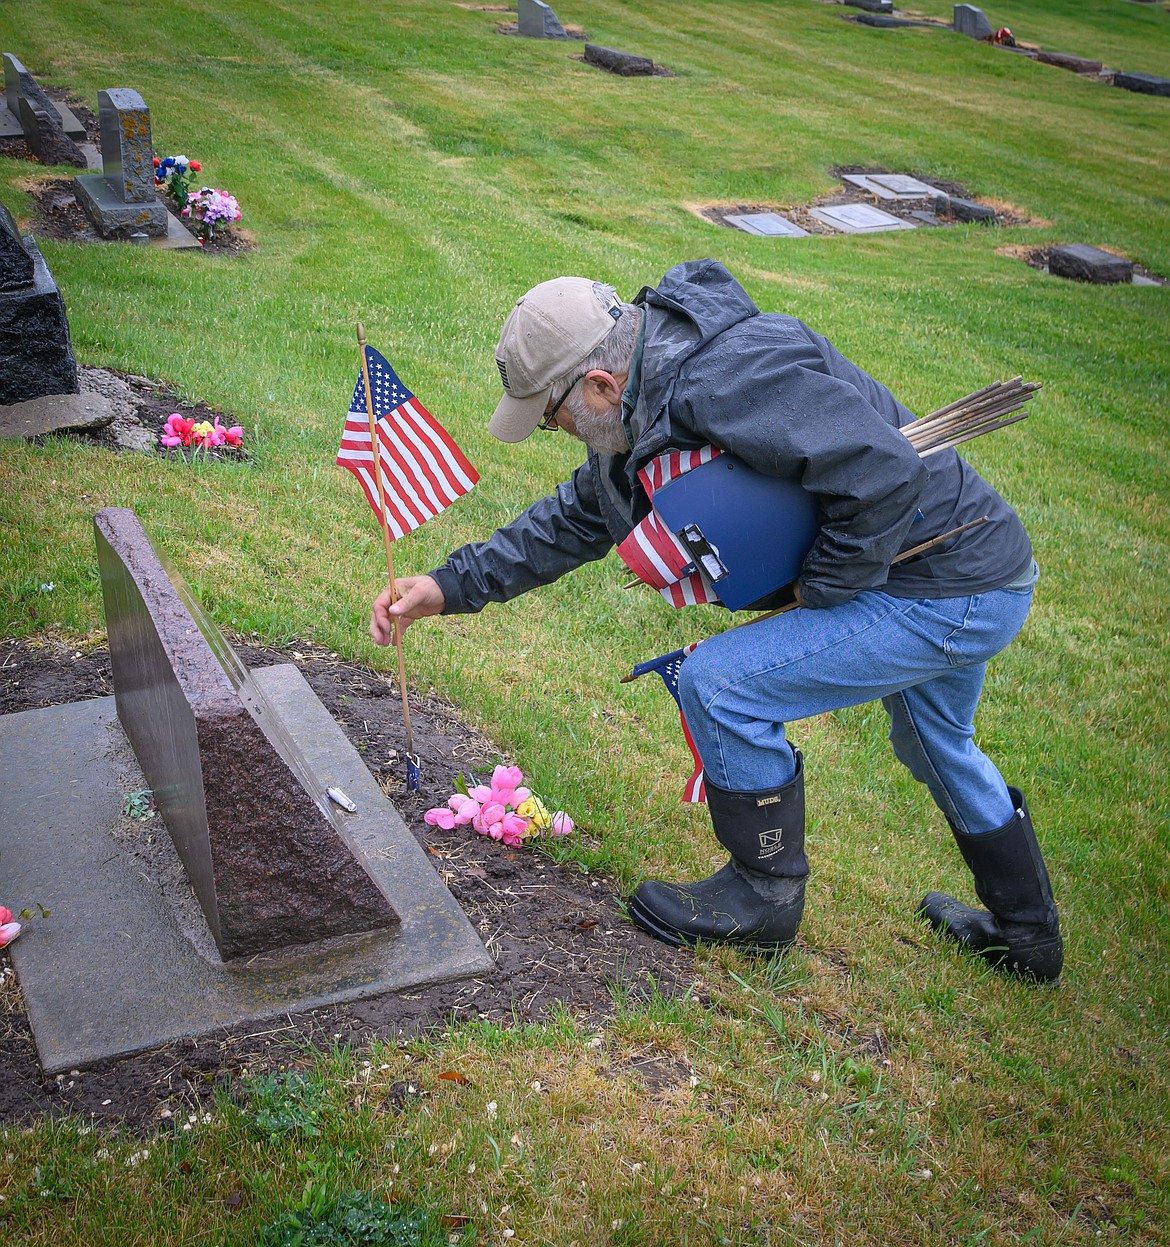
724, 212, 809, 238
941, 195, 996, 224
953, 5, 994, 39
17, 95, 86, 167
3, 53, 86, 138
584, 44, 655, 76
1048, 244, 1134, 285
1113, 71, 1170, 97
518, 0, 569, 39
0, 391, 114, 440
94, 507, 401, 960
808, 203, 916, 233
0, 213, 78, 405
73, 88, 167, 237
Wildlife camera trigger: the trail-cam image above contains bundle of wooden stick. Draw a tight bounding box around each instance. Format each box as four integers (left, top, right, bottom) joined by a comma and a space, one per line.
900, 376, 1041, 457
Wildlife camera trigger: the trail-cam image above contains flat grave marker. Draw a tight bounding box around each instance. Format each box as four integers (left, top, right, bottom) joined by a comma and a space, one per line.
808, 203, 917, 233
724, 212, 809, 237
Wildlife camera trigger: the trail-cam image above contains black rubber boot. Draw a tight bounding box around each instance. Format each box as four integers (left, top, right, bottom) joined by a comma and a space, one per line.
918, 788, 1063, 982
627, 752, 808, 952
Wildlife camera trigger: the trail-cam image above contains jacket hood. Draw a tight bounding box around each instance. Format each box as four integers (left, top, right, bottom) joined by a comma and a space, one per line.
630, 259, 759, 450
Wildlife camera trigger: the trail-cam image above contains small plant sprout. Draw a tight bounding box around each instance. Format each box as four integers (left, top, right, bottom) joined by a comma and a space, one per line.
123, 789, 154, 819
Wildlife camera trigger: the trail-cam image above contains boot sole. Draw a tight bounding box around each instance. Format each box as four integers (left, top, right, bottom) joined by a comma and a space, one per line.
626, 893, 795, 954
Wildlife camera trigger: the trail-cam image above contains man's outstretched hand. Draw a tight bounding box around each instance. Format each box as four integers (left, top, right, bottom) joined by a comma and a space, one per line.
370, 574, 446, 646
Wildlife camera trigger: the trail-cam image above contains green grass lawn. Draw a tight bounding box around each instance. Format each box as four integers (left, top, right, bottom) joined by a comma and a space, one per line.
2, 0, 1168, 1242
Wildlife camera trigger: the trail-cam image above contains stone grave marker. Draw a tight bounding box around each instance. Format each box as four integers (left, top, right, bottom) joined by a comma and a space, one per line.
1113, 71, 1170, 98
953, 5, 994, 40
1035, 50, 1102, 75
809, 203, 916, 233
73, 88, 168, 238
94, 507, 400, 960
0, 201, 78, 404
3, 53, 86, 166
1048, 244, 1134, 285
940, 195, 996, 223
2, 53, 86, 137
846, 0, 893, 11
584, 45, 655, 76
0, 505, 494, 1069
518, 0, 570, 39
841, 172, 943, 199
724, 212, 809, 237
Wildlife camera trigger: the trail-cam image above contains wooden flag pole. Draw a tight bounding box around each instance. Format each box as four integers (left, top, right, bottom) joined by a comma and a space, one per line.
357, 321, 414, 757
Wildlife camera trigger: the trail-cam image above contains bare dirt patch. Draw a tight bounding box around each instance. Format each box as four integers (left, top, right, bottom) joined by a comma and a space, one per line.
0, 637, 703, 1129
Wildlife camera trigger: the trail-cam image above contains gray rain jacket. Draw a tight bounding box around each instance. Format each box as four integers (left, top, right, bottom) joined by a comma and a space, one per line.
431, 260, 1032, 614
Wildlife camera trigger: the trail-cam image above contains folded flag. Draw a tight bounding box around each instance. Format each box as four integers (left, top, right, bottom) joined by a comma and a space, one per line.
337, 346, 478, 539
627, 645, 705, 803
617, 445, 722, 609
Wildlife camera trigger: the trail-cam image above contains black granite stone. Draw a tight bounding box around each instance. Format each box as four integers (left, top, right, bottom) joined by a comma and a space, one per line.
94, 508, 400, 961
585, 44, 655, 76
0, 233, 78, 404
846, 0, 893, 11
1036, 50, 1103, 75
1113, 71, 1170, 98
849, 14, 940, 28
942, 195, 997, 224
0, 202, 35, 292
1048, 244, 1134, 285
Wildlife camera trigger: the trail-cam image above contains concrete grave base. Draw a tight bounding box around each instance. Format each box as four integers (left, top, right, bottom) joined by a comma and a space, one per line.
73, 174, 168, 239
0, 664, 493, 1074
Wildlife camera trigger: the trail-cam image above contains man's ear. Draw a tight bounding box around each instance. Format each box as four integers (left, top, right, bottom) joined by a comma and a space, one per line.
582, 369, 624, 405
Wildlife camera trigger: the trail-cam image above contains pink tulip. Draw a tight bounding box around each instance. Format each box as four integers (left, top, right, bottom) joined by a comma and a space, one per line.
0, 906, 19, 948
424, 807, 456, 830
550, 811, 574, 836
500, 813, 529, 847
469, 784, 493, 803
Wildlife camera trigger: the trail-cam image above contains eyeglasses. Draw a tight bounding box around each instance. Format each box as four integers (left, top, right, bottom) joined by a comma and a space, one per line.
537, 372, 586, 432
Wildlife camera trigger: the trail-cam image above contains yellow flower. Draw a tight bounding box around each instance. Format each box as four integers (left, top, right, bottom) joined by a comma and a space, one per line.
517, 797, 551, 830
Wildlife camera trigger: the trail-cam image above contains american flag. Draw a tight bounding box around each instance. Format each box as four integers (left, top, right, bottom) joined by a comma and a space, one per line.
627, 644, 705, 803
617, 446, 722, 609
337, 346, 478, 540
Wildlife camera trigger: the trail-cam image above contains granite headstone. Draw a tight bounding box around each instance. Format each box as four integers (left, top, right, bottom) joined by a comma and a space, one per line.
1113, 71, 1170, 98
953, 5, 994, 40
584, 45, 655, 76
0, 201, 78, 404
94, 507, 401, 960
518, 0, 570, 39
1048, 244, 1133, 285
73, 88, 168, 238
4, 53, 85, 166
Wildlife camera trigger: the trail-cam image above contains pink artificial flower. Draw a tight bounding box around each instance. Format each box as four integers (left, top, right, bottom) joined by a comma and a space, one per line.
161, 413, 197, 448
500, 812, 529, 847
207, 417, 228, 447
448, 794, 480, 825
550, 811, 574, 836
424, 807, 456, 830
223, 424, 244, 448
0, 905, 20, 948
469, 784, 493, 804
478, 802, 506, 829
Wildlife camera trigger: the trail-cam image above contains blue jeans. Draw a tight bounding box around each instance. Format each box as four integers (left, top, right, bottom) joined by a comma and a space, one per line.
677, 581, 1035, 834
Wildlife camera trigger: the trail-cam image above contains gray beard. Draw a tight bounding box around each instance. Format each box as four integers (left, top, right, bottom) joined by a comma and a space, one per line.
569, 403, 630, 456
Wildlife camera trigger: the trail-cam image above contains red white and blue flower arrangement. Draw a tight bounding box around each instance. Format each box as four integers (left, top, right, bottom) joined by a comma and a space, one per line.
425, 764, 574, 848
153, 154, 242, 244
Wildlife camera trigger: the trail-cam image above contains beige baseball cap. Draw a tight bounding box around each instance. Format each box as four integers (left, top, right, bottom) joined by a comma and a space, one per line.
489, 277, 624, 442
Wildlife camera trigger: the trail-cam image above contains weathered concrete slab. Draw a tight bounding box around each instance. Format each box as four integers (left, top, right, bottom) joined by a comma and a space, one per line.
842, 173, 943, 200
518, 0, 570, 39
1048, 244, 1133, 284
95, 507, 399, 960
1113, 71, 1170, 97
584, 44, 655, 75
724, 212, 809, 237
0, 212, 78, 405
0, 391, 114, 440
809, 203, 916, 233
953, 4, 993, 40
0, 672, 494, 1073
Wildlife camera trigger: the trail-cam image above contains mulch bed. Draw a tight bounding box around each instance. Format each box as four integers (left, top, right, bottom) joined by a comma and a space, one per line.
0, 637, 704, 1131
